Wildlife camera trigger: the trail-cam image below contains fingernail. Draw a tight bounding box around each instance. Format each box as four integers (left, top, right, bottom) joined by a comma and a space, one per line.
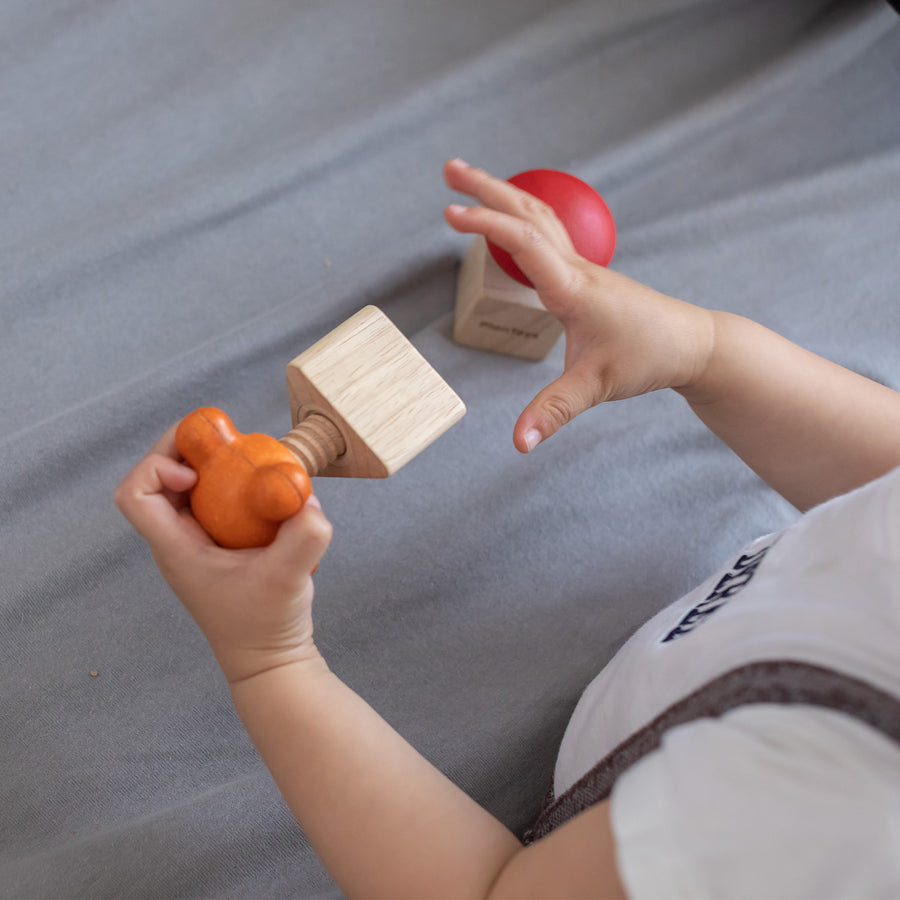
446, 204, 468, 215
306, 495, 322, 511
451, 157, 469, 167
523, 428, 542, 452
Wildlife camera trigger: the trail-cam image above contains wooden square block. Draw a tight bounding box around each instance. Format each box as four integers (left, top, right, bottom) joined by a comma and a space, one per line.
453, 236, 563, 361
286, 306, 466, 478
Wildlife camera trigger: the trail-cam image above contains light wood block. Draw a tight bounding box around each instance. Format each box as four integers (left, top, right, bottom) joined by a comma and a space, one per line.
453, 236, 563, 361
283, 306, 466, 478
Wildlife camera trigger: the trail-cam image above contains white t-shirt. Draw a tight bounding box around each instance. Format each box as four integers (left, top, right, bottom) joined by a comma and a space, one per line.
553, 467, 900, 898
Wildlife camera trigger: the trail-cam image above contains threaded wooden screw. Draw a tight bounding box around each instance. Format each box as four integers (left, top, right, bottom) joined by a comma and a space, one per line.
279, 413, 346, 476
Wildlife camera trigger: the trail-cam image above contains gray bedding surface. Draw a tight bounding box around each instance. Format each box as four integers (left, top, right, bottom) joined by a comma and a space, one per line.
2, 1, 898, 896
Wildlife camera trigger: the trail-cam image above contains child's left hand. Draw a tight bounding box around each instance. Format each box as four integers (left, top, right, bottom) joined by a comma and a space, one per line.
114, 423, 333, 684
443, 159, 713, 454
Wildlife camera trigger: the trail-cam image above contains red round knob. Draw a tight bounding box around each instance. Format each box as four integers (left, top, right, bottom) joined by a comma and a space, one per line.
487, 169, 616, 287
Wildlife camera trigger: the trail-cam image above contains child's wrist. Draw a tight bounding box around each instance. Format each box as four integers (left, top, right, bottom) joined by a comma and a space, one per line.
218, 641, 327, 687
671, 303, 717, 398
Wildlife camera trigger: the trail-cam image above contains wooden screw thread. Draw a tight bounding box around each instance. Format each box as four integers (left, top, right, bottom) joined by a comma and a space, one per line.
279, 413, 346, 477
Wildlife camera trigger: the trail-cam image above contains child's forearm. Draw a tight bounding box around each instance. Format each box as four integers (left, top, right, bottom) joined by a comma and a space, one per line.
677, 311, 900, 511
229, 659, 521, 900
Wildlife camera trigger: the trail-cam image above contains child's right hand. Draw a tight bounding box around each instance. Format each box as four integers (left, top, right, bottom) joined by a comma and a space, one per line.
443, 159, 715, 453
114, 423, 333, 685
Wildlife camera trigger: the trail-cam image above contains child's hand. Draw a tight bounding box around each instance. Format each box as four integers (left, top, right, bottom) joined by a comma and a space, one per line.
114, 424, 333, 684
443, 159, 715, 452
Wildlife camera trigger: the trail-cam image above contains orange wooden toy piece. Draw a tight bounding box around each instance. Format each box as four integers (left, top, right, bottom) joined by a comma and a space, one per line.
174, 307, 466, 550
175, 407, 312, 549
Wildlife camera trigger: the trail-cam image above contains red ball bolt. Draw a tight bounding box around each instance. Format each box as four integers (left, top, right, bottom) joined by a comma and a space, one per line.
487, 169, 616, 287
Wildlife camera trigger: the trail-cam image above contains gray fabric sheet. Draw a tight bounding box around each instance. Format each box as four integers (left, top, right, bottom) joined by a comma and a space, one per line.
2, 1, 898, 896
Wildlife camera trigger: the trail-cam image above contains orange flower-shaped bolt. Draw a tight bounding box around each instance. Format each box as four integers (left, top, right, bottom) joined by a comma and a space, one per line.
171, 307, 465, 548
175, 407, 313, 549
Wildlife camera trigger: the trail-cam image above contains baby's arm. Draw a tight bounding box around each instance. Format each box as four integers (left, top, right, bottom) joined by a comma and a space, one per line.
114, 428, 625, 899
675, 314, 900, 510
444, 159, 900, 510
229, 648, 624, 899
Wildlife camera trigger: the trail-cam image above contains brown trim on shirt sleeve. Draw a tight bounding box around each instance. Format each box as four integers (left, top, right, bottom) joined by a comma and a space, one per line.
524, 660, 900, 843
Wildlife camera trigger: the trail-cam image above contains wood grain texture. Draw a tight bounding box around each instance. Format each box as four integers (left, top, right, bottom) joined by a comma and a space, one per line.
285, 306, 466, 478
453, 236, 563, 361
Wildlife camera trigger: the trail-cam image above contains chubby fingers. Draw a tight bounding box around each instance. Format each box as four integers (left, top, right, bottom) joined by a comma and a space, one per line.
444, 162, 580, 298
444, 160, 572, 246
262, 494, 333, 577
114, 443, 204, 549
445, 203, 578, 296
443, 160, 568, 240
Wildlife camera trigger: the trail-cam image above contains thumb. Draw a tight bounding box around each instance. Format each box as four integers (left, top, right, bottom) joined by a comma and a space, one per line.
513, 366, 601, 453
263, 494, 333, 575
114, 453, 199, 547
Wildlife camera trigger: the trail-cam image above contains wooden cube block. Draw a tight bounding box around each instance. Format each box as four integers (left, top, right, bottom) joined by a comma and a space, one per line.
453, 236, 563, 361
285, 306, 466, 478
